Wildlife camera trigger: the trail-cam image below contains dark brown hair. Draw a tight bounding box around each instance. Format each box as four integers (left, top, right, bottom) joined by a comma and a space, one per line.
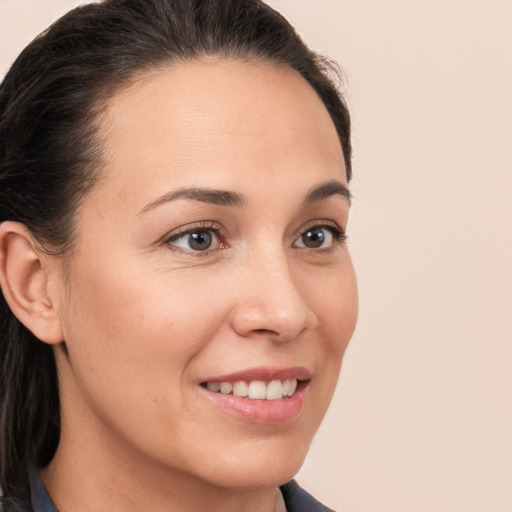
0, 0, 351, 507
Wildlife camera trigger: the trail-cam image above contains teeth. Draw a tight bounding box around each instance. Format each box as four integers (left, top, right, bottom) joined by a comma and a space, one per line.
232, 381, 249, 397
248, 381, 266, 399
266, 380, 283, 400
206, 382, 220, 392
205, 378, 299, 400
282, 379, 290, 396
219, 382, 233, 394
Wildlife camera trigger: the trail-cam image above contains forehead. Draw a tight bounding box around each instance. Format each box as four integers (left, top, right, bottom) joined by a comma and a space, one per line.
95, 59, 346, 208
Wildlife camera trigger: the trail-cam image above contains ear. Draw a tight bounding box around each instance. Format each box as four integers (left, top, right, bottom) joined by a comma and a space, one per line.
0, 221, 64, 345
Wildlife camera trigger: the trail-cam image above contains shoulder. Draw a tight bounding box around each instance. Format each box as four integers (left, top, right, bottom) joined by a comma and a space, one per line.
280, 480, 336, 512
0, 472, 56, 512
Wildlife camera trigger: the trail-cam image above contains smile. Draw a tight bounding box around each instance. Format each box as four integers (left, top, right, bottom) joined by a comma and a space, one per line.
199, 368, 311, 424
203, 378, 298, 400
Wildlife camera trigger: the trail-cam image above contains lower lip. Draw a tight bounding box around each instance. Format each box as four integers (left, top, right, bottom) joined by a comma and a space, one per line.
200, 382, 309, 425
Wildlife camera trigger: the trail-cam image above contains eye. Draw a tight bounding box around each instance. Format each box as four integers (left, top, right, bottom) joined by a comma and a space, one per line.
294, 225, 343, 249
166, 229, 221, 252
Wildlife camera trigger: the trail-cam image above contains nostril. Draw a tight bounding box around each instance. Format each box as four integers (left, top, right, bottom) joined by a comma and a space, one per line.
250, 326, 308, 343
253, 328, 278, 335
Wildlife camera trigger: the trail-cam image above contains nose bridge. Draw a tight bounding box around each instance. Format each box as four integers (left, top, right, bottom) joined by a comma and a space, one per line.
231, 243, 317, 341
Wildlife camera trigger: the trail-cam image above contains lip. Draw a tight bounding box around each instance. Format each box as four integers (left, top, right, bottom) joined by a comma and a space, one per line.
200, 366, 311, 383
199, 366, 311, 425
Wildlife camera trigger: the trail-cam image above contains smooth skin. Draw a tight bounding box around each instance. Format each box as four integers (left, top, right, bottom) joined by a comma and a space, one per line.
0, 59, 358, 511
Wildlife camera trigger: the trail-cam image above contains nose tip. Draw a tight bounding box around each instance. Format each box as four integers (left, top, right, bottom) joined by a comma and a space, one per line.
232, 300, 318, 343
230, 259, 318, 343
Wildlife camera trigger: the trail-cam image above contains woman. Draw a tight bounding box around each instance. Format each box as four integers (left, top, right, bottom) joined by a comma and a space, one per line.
0, 0, 357, 510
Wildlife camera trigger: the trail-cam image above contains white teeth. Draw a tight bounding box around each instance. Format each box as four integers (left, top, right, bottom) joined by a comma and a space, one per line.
232, 381, 249, 397
219, 382, 232, 394
288, 378, 297, 396
205, 378, 299, 400
248, 381, 266, 399
266, 380, 283, 400
206, 382, 220, 392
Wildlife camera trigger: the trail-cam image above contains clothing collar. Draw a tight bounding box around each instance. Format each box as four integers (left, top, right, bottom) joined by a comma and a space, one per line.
30, 472, 57, 512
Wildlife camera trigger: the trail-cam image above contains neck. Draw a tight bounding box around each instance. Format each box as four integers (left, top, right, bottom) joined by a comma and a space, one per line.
40, 442, 278, 512
40, 398, 278, 512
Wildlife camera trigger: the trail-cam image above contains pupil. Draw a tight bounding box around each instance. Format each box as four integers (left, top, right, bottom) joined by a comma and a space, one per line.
303, 228, 324, 248
189, 231, 212, 250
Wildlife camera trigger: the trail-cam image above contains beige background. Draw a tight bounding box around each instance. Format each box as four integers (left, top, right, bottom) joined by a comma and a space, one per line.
1, 1, 511, 511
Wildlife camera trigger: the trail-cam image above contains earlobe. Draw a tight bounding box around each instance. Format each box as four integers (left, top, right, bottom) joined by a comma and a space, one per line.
0, 221, 64, 345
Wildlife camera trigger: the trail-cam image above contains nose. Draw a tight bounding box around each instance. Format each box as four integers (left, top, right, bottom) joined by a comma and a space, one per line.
230, 251, 318, 343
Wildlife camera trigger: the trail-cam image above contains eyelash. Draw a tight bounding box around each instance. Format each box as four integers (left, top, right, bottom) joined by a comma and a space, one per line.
162, 221, 222, 256
161, 220, 346, 255
294, 221, 347, 249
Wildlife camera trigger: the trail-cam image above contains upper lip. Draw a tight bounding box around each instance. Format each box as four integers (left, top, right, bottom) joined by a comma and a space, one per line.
200, 366, 311, 383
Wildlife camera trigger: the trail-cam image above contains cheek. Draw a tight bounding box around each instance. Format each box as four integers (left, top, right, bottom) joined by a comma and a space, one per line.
58, 259, 235, 454
298, 258, 358, 418
63, 267, 229, 370
306, 258, 358, 351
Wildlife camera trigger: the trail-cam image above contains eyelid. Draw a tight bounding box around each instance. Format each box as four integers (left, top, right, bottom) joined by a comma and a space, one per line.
158, 219, 346, 255
296, 219, 345, 238
299, 217, 342, 230
161, 221, 225, 255
161, 221, 222, 242
293, 220, 347, 248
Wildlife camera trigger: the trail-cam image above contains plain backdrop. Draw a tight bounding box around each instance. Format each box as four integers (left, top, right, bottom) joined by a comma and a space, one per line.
1, 1, 511, 511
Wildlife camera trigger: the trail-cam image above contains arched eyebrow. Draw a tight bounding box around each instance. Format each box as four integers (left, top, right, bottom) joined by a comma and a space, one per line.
138, 179, 350, 215
139, 187, 247, 214
303, 180, 351, 206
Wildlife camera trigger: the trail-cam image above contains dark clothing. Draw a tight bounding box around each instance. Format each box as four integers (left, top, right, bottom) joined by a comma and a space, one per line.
30, 476, 57, 512
2, 474, 335, 511
281, 480, 335, 512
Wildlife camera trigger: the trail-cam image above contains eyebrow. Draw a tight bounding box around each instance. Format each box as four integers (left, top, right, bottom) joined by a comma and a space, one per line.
139, 187, 247, 214
303, 180, 352, 206
139, 179, 351, 215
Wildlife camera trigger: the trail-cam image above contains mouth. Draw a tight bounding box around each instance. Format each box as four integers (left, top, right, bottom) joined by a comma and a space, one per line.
199, 367, 311, 424
201, 378, 300, 400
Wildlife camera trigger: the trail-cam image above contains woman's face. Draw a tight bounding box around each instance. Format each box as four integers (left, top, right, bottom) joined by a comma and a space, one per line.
53, 60, 358, 490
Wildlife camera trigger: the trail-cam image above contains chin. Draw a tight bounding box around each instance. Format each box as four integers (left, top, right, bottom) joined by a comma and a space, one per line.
212, 461, 305, 492
193, 433, 312, 491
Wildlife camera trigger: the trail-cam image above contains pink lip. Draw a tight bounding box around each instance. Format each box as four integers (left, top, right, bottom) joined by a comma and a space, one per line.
199, 366, 311, 425
200, 366, 311, 383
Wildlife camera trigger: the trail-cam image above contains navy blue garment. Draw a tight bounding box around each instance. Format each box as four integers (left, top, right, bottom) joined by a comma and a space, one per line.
30, 476, 57, 512
1, 474, 335, 511
281, 480, 335, 512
